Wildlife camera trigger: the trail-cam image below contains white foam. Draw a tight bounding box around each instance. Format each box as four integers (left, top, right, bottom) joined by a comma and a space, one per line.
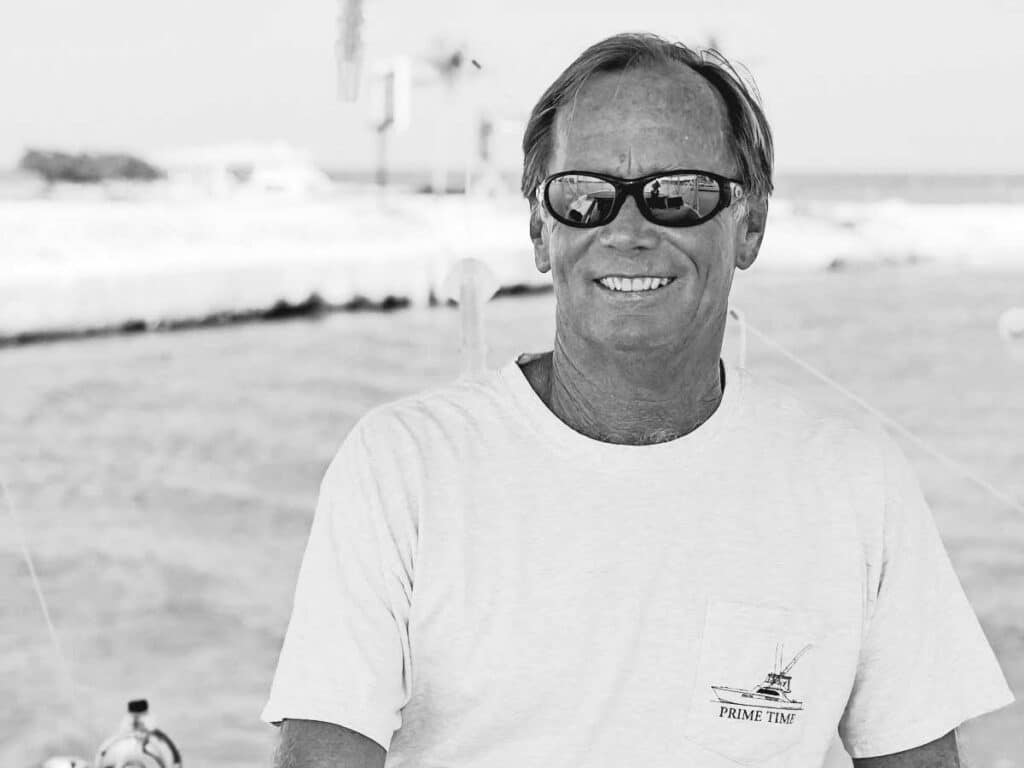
1, 185, 1022, 337
761, 199, 1024, 270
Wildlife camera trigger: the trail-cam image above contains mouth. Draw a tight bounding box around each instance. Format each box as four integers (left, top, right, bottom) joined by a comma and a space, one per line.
593, 275, 677, 294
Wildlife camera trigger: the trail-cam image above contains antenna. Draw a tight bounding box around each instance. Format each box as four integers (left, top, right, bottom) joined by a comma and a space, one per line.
781, 644, 813, 676
369, 56, 411, 186
336, 0, 365, 101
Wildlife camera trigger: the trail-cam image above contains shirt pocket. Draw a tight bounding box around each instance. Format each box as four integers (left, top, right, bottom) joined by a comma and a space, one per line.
682, 598, 824, 766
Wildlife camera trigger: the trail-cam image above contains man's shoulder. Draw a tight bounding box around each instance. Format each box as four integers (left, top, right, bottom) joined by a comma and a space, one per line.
739, 368, 894, 547
738, 366, 887, 463
350, 369, 511, 450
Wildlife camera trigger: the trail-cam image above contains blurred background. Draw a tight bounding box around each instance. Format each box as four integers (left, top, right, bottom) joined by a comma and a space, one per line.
1, 1, 1022, 766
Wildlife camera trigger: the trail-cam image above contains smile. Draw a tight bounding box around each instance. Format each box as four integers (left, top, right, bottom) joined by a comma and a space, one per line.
595, 276, 676, 293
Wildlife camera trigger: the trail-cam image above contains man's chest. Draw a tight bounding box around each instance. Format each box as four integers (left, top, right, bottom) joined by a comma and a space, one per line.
400, 464, 869, 764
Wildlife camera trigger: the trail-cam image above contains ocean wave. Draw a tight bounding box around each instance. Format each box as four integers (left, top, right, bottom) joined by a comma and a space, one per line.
1, 189, 1021, 339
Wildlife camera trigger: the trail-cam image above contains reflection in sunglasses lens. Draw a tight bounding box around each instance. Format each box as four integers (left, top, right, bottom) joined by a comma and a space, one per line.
551, 176, 616, 224
644, 175, 719, 224
552, 180, 606, 225
547, 173, 722, 226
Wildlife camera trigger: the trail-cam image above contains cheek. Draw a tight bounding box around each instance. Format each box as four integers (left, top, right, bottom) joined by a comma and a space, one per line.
548, 229, 593, 275
669, 219, 735, 268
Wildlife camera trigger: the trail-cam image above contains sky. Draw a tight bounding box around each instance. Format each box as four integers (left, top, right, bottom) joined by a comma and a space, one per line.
1, 0, 1022, 175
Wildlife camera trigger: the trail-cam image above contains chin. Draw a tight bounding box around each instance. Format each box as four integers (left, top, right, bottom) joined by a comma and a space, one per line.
597, 326, 676, 352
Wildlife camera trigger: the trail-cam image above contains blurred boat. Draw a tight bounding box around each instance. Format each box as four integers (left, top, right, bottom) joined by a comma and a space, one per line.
152, 141, 333, 199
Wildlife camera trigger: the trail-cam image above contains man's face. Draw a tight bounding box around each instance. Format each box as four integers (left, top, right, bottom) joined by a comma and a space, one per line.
533, 64, 763, 357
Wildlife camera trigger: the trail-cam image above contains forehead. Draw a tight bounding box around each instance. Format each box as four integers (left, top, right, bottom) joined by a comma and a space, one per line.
550, 64, 736, 177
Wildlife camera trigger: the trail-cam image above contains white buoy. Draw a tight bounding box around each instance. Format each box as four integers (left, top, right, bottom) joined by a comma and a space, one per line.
439, 257, 500, 377
997, 307, 1024, 341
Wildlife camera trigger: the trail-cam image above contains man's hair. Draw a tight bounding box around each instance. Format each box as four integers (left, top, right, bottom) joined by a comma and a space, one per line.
521, 33, 774, 208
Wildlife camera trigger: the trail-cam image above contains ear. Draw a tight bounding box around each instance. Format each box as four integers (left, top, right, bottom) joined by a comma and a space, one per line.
735, 197, 768, 270
530, 205, 551, 274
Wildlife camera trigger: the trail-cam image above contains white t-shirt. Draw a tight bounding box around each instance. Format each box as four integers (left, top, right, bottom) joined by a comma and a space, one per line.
262, 355, 1013, 767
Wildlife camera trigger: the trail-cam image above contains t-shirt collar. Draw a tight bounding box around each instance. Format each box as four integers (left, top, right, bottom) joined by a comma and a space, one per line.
498, 353, 744, 459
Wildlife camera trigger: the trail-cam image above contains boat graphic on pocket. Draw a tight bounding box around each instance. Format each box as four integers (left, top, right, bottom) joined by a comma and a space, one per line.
711, 643, 813, 711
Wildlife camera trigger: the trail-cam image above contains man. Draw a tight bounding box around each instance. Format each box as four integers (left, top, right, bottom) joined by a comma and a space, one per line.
263, 33, 1014, 767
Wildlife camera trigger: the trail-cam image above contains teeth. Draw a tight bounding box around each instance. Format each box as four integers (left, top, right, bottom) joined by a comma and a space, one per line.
599, 276, 672, 292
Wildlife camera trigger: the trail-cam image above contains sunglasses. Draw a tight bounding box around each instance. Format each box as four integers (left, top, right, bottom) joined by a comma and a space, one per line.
538, 170, 745, 228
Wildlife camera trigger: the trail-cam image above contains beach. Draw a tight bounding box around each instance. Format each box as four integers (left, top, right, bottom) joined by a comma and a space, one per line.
2, 265, 1022, 767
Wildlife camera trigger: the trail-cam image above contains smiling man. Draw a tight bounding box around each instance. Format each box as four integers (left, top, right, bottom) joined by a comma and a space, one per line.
263, 33, 1014, 768
519, 43, 758, 447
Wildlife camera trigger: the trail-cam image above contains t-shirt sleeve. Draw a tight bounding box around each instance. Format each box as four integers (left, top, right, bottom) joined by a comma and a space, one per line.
260, 416, 416, 752
838, 425, 1015, 758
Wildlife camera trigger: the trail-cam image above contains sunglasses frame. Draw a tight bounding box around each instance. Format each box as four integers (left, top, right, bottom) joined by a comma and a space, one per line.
538, 169, 745, 229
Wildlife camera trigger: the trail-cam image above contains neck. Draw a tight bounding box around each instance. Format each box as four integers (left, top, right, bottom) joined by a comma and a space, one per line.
527, 338, 725, 446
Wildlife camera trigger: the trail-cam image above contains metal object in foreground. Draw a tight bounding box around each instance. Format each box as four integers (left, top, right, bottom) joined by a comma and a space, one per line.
440, 257, 501, 377
94, 699, 182, 768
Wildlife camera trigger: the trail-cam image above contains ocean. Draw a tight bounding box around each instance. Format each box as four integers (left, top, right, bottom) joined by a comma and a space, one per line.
774, 173, 1024, 205
319, 168, 1024, 205
2, 269, 1021, 767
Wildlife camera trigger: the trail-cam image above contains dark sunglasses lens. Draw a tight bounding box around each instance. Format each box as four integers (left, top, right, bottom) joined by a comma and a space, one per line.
643, 174, 721, 225
546, 175, 617, 225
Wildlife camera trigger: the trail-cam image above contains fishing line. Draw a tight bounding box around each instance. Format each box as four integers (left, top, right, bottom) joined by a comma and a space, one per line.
737, 317, 1024, 517
728, 306, 748, 368
2, 477, 81, 753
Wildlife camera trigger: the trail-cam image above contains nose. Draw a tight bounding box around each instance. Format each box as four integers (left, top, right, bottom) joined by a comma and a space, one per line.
597, 194, 659, 251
